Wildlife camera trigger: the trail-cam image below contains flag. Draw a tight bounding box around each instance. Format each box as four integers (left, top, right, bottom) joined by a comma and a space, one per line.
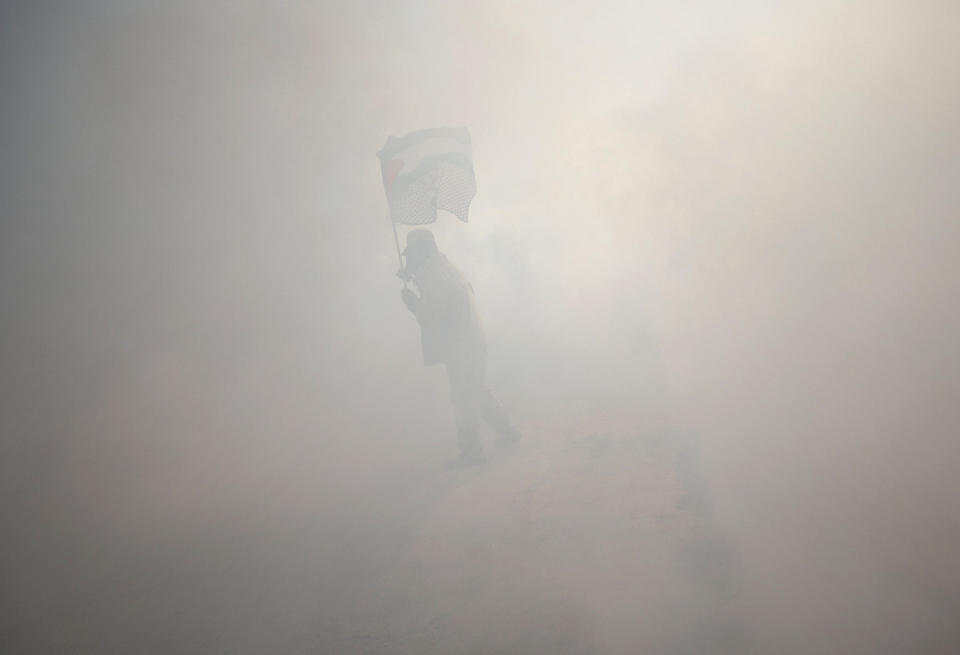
377, 127, 476, 225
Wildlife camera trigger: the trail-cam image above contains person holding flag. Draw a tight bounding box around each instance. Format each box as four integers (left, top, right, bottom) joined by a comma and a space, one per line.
400, 229, 521, 467
378, 127, 520, 467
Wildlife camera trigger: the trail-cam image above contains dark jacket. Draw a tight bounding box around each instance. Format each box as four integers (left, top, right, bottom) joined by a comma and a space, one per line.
411, 252, 485, 366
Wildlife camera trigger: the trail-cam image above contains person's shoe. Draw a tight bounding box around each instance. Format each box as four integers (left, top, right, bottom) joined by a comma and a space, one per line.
445, 452, 486, 469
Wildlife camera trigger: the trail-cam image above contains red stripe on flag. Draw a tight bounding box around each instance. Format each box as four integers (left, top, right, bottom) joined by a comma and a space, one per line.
381, 159, 403, 191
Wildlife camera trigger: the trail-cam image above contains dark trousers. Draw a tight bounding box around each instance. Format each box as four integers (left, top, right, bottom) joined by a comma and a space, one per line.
445, 350, 514, 457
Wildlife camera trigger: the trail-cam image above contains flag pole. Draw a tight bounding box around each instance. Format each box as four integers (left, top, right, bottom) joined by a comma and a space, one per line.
388, 214, 409, 287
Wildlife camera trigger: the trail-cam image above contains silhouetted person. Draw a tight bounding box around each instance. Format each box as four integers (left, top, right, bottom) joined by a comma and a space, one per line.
400, 229, 520, 467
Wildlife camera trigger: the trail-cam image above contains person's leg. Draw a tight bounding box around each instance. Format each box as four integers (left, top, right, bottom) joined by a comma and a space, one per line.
446, 360, 484, 461
471, 352, 522, 442
479, 388, 522, 442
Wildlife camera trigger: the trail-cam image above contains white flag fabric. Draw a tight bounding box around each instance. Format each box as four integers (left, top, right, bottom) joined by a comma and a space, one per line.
377, 127, 476, 225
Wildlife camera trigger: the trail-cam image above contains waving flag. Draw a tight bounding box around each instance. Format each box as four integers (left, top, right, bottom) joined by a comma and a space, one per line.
377, 127, 476, 225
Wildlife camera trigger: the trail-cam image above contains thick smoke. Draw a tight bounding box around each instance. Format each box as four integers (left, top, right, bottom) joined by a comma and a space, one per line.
2, 1, 958, 653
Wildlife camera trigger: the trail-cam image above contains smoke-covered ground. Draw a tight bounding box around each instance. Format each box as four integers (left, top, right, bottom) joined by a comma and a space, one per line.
2, 1, 959, 653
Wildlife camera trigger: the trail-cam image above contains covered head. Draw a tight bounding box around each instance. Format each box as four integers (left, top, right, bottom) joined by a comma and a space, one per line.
402, 229, 439, 273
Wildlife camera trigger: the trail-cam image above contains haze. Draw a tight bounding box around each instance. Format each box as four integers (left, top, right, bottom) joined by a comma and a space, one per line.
2, 1, 958, 653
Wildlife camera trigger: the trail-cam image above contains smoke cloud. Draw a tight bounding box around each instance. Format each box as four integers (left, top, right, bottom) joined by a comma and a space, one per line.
2, 1, 958, 653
